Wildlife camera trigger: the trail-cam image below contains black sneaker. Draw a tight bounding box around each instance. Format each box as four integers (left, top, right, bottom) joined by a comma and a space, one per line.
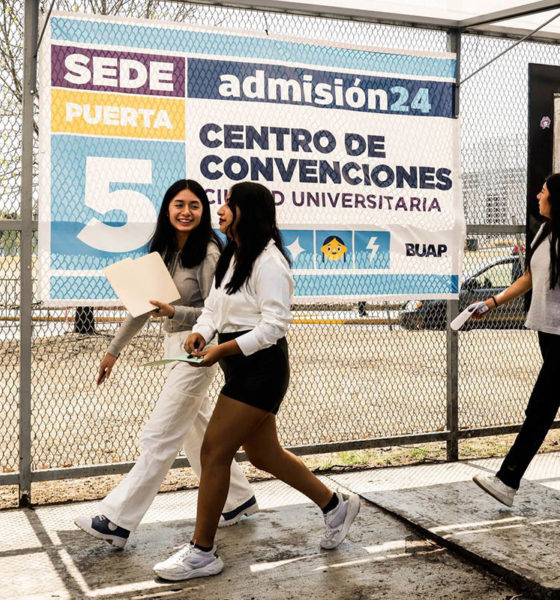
74, 515, 130, 548
218, 495, 259, 528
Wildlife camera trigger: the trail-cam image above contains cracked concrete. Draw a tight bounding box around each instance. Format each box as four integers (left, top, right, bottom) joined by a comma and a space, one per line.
4, 456, 556, 599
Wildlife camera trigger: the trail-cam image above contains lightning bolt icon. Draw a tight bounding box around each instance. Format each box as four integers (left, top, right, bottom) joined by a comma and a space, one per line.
366, 236, 379, 263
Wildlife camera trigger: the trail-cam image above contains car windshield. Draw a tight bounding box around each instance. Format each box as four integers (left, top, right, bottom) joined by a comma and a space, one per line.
472, 261, 513, 288
463, 258, 516, 283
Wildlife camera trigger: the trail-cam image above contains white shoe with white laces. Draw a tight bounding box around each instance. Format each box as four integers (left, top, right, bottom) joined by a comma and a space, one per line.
473, 473, 516, 507
153, 543, 224, 581
320, 492, 360, 550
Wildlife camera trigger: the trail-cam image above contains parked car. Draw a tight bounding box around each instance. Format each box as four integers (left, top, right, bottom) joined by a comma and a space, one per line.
399, 255, 526, 330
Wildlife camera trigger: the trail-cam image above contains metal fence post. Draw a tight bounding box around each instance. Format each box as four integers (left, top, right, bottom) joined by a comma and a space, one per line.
446, 304, 459, 461
19, 0, 39, 507
446, 28, 461, 462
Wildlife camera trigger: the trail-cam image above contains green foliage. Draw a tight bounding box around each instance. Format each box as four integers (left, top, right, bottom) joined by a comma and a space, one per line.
0, 230, 19, 256
0, 232, 16, 256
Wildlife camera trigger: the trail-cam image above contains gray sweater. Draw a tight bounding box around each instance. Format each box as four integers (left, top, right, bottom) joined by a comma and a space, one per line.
525, 224, 560, 335
107, 243, 221, 357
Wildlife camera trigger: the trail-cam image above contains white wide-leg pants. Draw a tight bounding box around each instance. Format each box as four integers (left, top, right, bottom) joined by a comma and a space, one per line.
99, 331, 253, 531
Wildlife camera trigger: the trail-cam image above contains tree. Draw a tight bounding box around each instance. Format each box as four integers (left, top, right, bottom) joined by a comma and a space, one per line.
1, 1, 196, 214
0, 1, 196, 332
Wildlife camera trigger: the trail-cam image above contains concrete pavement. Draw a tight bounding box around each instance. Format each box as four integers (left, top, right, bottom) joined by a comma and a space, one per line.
3, 452, 559, 599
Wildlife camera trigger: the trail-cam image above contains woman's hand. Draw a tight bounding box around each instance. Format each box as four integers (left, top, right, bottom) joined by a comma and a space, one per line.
471, 270, 532, 321
190, 345, 224, 367
185, 332, 206, 354
470, 299, 494, 320
97, 353, 118, 385
189, 339, 241, 367
149, 300, 175, 318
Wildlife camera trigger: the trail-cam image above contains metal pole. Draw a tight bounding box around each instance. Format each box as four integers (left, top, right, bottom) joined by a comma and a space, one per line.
460, 10, 560, 87
446, 28, 461, 462
35, 0, 57, 58
19, 0, 39, 507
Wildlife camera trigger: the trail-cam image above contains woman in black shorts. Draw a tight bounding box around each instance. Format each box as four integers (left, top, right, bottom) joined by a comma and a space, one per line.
153, 182, 360, 581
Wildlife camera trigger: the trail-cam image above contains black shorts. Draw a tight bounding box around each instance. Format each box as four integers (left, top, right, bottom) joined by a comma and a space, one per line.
217, 331, 289, 414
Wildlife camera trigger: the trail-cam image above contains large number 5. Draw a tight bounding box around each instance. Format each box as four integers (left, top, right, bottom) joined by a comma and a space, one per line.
77, 157, 157, 253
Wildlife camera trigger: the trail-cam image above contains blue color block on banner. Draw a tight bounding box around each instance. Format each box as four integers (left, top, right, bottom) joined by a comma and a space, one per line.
282, 230, 314, 269
354, 231, 390, 270
50, 17, 456, 79
50, 135, 185, 270
50, 275, 115, 301
294, 273, 458, 297
188, 59, 454, 118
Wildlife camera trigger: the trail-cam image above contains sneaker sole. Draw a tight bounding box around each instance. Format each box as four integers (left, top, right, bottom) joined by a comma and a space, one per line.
73, 518, 128, 548
154, 557, 224, 581
472, 475, 514, 507
321, 494, 361, 550
218, 502, 259, 528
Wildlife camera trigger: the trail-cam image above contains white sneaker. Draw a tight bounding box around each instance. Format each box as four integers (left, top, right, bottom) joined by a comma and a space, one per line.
473, 473, 516, 507
153, 543, 224, 581
320, 492, 360, 550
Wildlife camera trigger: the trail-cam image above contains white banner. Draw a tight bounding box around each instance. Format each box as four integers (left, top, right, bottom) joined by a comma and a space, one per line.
39, 12, 464, 304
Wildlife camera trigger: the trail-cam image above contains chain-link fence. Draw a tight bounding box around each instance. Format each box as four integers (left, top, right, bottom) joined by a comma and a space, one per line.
1, 1, 557, 504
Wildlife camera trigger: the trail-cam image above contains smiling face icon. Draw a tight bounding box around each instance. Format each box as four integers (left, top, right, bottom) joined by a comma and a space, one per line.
321, 235, 348, 262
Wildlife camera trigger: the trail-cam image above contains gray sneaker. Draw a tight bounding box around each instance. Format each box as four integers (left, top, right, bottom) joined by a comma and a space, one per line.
473, 473, 516, 507
320, 492, 360, 550
153, 543, 224, 581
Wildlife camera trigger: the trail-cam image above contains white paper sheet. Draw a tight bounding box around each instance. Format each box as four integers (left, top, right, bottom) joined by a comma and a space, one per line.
103, 252, 180, 317
450, 301, 489, 331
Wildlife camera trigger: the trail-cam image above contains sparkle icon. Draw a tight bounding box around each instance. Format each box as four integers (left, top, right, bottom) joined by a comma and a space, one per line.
286, 237, 306, 261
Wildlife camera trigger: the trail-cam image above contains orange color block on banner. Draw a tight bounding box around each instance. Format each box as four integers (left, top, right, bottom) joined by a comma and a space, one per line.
51, 88, 185, 141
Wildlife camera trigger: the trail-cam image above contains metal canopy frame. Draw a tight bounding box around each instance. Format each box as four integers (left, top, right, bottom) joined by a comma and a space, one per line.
169, 0, 560, 41
459, 0, 560, 28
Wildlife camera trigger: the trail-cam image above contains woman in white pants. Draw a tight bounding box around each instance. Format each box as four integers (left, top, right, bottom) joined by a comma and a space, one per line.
74, 180, 257, 548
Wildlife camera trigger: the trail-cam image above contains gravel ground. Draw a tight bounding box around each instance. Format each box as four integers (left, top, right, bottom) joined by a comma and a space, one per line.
2, 431, 560, 509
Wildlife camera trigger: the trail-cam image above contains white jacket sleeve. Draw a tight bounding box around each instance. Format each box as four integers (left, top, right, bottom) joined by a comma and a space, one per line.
235, 255, 293, 356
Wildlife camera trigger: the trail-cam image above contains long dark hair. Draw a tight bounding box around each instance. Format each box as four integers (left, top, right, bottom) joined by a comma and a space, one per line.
149, 179, 222, 268
526, 173, 560, 289
214, 182, 291, 294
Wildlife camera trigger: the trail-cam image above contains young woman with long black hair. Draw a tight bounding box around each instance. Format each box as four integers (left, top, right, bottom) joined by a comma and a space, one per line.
472, 173, 560, 506
153, 181, 360, 581
74, 180, 257, 548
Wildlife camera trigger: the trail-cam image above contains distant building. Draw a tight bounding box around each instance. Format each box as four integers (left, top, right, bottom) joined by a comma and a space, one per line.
462, 134, 527, 226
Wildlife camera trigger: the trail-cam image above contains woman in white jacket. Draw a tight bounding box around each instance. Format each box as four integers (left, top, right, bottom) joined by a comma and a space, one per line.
74, 180, 257, 548
153, 182, 360, 581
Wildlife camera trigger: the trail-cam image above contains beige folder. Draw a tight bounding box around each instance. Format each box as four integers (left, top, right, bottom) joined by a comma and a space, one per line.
103, 252, 180, 317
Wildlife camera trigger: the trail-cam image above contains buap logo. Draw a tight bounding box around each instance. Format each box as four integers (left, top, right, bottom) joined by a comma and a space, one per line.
405, 243, 447, 257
